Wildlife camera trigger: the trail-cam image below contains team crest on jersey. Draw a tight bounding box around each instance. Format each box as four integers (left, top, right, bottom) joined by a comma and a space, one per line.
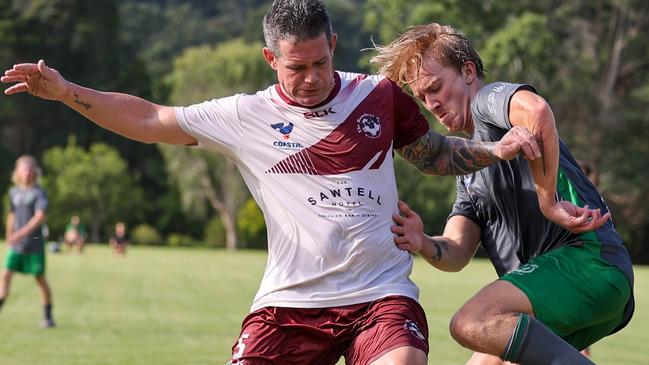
356, 114, 381, 138
271, 122, 294, 140
403, 319, 426, 342
512, 263, 539, 275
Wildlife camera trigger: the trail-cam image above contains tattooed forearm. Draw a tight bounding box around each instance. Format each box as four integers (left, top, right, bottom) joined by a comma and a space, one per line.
429, 237, 449, 262
73, 92, 92, 110
398, 130, 499, 175
398, 129, 445, 172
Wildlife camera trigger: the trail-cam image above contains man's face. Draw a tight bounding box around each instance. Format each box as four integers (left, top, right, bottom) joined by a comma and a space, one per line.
263, 32, 337, 107
409, 56, 475, 134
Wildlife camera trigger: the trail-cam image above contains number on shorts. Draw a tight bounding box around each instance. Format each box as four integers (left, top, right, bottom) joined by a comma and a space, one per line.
233, 333, 250, 359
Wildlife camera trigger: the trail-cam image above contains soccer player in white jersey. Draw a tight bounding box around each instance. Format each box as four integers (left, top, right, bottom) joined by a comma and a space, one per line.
2, 1, 542, 364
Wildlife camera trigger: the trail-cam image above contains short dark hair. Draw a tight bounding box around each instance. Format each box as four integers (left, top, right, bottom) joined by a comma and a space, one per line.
262, 0, 333, 55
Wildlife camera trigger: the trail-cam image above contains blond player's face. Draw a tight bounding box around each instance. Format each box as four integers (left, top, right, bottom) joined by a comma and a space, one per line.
409, 57, 474, 134
265, 33, 337, 107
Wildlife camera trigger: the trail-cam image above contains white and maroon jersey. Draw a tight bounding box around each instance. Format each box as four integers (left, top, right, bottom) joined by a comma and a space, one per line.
175, 71, 429, 311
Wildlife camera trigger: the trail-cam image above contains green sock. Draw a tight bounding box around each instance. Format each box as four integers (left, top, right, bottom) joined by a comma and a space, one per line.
502, 313, 594, 365
501, 313, 530, 361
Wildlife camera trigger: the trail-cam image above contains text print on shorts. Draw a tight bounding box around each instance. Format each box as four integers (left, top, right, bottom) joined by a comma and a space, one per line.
512, 263, 539, 275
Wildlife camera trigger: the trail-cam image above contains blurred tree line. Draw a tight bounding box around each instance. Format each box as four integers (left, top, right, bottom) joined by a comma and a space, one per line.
0, 0, 647, 262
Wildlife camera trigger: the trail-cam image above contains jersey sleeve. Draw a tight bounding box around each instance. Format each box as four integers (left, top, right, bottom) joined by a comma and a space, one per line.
8, 189, 15, 213
448, 176, 480, 225
35, 187, 48, 212
471, 82, 536, 130
174, 95, 244, 160
390, 81, 430, 148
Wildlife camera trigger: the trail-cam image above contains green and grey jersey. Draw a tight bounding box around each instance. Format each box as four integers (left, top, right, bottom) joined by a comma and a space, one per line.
8, 185, 48, 254
450, 82, 633, 286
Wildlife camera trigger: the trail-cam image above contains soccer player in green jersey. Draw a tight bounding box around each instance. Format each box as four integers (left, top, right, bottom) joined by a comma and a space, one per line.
373, 23, 634, 365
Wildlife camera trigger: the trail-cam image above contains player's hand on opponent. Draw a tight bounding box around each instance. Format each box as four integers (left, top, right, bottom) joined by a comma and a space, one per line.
493, 126, 541, 161
391, 201, 428, 254
2, 60, 70, 101
542, 200, 611, 233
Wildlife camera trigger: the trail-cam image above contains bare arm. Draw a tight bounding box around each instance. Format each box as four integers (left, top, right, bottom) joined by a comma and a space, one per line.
5, 213, 14, 244
392, 201, 481, 272
509, 90, 609, 232
510, 90, 558, 211
2, 60, 195, 145
397, 127, 540, 176
7, 210, 46, 245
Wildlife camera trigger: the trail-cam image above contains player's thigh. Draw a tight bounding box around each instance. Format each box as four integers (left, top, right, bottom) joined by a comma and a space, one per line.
501, 243, 631, 348
347, 296, 428, 365
4, 249, 25, 273
369, 346, 426, 365
457, 279, 533, 319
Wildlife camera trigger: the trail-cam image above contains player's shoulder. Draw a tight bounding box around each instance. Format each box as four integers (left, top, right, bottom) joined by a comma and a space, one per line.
478, 82, 536, 99
336, 70, 387, 86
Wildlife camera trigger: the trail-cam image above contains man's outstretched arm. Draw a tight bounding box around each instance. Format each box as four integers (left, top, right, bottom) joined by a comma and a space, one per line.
2, 60, 195, 146
397, 127, 540, 176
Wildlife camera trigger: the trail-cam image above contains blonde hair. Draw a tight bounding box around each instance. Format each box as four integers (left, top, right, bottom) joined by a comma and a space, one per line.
11, 155, 41, 187
370, 23, 485, 89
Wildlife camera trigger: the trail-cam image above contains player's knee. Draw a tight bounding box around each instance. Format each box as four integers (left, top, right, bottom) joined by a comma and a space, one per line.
449, 308, 481, 347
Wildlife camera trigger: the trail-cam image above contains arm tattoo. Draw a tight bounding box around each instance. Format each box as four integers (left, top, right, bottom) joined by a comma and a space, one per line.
430, 237, 449, 262
398, 130, 499, 175
73, 91, 92, 110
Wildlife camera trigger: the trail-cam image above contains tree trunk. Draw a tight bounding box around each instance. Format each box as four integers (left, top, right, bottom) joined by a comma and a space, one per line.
200, 175, 238, 250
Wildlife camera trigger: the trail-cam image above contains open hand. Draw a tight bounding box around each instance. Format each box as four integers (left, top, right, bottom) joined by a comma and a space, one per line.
2, 60, 69, 101
391, 201, 428, 253
542, 200, 611, 233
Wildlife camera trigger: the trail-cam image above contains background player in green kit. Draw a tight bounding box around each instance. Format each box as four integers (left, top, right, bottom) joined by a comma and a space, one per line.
373, 23, 634, 365
0, 155, 55, 328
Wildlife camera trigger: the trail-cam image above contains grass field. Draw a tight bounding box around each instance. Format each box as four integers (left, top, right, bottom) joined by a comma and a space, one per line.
0, 244, 646, 365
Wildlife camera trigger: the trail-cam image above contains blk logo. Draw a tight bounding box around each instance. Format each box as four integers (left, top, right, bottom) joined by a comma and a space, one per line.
271, 122, 294, 140
304, 107, 336, 119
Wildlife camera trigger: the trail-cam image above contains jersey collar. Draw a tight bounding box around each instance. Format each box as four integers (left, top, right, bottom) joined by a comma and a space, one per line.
274, 72, 341, 110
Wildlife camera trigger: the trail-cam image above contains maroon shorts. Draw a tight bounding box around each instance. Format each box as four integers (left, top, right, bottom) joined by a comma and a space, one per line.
227, 295, 428, 365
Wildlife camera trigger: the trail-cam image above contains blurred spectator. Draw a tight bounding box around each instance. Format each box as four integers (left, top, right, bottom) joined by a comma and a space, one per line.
109, 222, 129, 257
63, 215, 87, 253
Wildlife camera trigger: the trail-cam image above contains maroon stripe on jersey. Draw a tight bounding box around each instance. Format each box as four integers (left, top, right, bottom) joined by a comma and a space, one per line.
267, 78, 426, 175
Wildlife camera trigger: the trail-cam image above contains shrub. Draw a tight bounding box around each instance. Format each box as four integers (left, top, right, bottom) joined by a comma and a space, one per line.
167, 233, 200, 247
204, 216, 226, 248
236, 198, 267, 249
131, 224, 162, 245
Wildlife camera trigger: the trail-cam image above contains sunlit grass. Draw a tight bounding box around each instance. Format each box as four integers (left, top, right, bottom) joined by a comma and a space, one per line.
0, 245, 646, 364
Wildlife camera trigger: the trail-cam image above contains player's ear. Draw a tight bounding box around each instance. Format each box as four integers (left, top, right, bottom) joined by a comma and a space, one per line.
329, 33, 338, 55
262, 47, 278, 70
461, 61, 477, 84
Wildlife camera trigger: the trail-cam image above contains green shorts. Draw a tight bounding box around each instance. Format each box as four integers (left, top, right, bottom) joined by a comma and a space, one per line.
3, 248, 46, 275
501, 242, 631, 350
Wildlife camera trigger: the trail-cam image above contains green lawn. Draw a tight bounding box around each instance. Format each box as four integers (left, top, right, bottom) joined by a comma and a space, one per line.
0, 245, 646, 364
